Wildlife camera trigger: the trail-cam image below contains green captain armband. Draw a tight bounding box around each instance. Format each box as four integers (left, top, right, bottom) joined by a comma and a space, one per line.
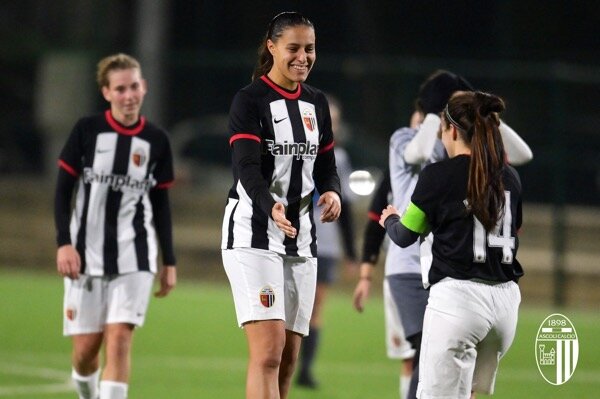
401, 202, 428, 234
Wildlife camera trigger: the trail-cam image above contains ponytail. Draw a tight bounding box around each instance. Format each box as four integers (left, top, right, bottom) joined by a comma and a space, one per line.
252, 32, 273, 80
445, 91, 507, 231
251, 12, 314, 81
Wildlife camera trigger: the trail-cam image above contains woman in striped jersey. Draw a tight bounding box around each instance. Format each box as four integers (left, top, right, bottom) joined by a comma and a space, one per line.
221, 12, 341, 399
55, 54, 176, 399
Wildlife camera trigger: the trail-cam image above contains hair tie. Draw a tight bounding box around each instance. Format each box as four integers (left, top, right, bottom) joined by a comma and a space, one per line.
444, 104, 466, 131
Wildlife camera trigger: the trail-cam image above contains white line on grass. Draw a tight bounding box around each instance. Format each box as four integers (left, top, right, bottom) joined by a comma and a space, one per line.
0, 363, 71, 396
498, 367, 600, 384
0, 383, 72, 396
136, 355, 600, 384
0, 363, 69, 380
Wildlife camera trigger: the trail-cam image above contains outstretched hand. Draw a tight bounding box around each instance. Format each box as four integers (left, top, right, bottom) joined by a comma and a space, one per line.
317, 191, 341, 223
272, 202, 297, 238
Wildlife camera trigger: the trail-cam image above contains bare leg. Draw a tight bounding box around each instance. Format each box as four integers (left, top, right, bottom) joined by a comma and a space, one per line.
244, 320, 287, 399
310, 282, 328, 328
279, 330, 302, 398
102, 323, 135, 382
72, 333, 104, 375
71, 333, 104, 398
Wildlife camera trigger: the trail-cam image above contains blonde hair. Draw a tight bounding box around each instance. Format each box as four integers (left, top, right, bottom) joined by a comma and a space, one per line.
96, 53, 141, 89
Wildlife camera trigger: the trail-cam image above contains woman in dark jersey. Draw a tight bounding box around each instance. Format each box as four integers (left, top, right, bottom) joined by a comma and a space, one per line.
381, 91, 523, 398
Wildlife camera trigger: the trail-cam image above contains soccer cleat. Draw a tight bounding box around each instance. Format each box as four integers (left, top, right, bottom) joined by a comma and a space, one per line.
296, 371, 318, 389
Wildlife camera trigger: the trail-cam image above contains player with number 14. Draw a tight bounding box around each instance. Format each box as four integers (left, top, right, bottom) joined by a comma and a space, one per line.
380, 90, 523, 398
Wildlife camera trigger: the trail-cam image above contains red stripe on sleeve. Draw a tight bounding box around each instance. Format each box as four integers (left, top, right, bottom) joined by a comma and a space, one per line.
156, 181, 174, 189
58, 160, 79, 177
368, 211, 380, 222
230, 133, 261, 146
318, 141, 335, 154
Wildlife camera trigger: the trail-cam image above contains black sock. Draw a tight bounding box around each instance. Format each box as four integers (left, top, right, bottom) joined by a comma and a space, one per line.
300, 327, 320, 376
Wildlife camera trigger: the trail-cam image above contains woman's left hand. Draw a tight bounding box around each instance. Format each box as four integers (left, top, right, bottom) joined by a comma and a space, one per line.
155, 266, 177, 298
317, 191, 341, 222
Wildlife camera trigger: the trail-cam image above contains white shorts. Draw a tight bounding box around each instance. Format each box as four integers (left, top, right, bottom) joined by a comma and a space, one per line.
383, 279, 415, 360
222, 248, 317, 336
63, 272, 154, 336
417, 278, 521, 399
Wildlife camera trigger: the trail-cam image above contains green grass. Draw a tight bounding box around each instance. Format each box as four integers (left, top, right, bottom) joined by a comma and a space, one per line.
1, 269, 598, 398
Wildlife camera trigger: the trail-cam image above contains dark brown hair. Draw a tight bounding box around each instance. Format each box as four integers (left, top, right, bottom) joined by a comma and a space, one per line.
443, 91, 507, 231
414, 70, 473, 114
252, 12, 314, 80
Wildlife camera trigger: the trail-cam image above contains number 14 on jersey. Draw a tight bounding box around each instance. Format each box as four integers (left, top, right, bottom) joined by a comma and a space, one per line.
472, 191, 515, 264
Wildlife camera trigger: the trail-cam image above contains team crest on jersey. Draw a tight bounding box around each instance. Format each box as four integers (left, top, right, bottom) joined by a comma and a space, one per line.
66, 307, 77, 321
259, 286, 275, 308
302, 108, 317, 132
132, 147, 147, 167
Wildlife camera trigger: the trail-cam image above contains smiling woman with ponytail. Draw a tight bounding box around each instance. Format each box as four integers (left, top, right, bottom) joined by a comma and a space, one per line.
379, 90, 524, 398
252, 12, 314, 81
221, 11, 341, 399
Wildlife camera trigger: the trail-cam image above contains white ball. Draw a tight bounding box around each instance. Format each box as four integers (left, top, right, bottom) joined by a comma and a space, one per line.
348, 170, 376, 196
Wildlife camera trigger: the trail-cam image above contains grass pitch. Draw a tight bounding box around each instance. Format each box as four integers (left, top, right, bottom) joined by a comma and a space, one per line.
0, 269, 598, 398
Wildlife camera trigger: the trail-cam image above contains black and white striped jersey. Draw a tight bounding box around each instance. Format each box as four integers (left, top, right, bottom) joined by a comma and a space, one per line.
222, 75, 341, 257
56, 110, 175, 276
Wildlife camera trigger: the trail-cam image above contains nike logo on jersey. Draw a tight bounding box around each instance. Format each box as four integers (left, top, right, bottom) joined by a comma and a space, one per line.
96, 148, 112, 154
274, 117, 288, 124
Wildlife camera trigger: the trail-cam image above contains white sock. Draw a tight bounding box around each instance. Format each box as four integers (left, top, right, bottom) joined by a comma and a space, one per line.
400, 374, 410, 399
72, 368, 100, 399
100, 381, 128, 399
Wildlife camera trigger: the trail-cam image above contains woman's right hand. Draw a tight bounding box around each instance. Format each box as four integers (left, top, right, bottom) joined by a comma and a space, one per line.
57, 244, 81, 280
272, 202, 297, 238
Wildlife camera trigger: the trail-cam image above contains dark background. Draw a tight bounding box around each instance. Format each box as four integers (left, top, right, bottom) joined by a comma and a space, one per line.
1, 0, 599, 205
